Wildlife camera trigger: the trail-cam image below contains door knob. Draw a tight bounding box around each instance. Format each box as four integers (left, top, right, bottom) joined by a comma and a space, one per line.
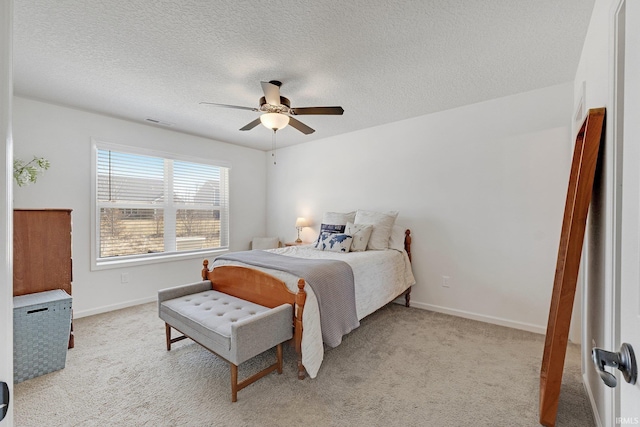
0, 381, 8, 422
592, 343, 637, 388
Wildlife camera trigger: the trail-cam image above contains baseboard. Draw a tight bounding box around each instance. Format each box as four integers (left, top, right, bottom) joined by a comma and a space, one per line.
74, 295, 156, 319
583, 372, 603, 427
405, 301, 547, 336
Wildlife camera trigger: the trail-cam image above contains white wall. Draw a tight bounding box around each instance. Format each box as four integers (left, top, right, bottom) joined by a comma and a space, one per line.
575, 0, 620, 425
12, 97, 267, 316
266, 82, 575, 336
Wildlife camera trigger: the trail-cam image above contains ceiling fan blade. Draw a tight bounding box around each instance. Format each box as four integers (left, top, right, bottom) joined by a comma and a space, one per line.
288, 117, 315, 135
199, 102, 259, 112
260, 81, 281, 106
290, 106, 344, 115
239, 118, 262, 131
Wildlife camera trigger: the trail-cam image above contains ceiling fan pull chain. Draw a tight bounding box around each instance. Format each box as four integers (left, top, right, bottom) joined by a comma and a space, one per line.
272, 129, 277, 165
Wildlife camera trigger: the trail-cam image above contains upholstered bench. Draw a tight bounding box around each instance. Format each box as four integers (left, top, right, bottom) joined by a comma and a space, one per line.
158, 281, 293, 402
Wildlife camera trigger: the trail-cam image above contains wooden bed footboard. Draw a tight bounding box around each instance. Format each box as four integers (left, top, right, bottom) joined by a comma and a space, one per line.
202, 261, 308, 380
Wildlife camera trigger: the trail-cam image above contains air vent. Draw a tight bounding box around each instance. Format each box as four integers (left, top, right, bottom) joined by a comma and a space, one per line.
145, 118, 174, 127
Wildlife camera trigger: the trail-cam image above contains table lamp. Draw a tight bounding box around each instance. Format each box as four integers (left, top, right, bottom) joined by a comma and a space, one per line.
295, 217, 307, 243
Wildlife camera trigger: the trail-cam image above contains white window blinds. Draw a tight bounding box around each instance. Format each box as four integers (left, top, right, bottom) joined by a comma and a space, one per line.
96, 147, 229, 261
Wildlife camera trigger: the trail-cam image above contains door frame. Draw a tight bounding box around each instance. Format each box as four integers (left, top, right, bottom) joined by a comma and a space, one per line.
0, 0, 13, 425
580, 1, 626, 425
611, 0, 627, 423
615, 0, 640, 421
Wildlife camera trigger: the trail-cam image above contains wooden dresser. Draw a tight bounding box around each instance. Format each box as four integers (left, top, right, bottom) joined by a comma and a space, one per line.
13, 209, 74, 348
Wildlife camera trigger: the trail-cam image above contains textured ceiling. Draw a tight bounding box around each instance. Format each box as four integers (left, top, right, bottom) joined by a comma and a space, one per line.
13, 0, 595, 150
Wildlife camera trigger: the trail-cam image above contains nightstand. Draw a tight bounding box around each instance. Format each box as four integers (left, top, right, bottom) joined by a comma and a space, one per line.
285, 241, 312, 247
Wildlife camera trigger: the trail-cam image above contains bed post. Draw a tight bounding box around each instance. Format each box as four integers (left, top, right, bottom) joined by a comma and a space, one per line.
294, 279, 307, 380
202, 259, 209, 280
404, 229, 412, 262
403, 229, 412, 307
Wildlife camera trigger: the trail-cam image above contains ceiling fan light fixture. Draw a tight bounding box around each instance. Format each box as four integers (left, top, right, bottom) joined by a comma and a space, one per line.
260, 113, 289, 131
202, 81, 341, 135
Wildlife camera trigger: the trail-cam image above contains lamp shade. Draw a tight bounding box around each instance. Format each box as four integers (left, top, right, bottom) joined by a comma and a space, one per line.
260, 113, 289, 131
295, 217, 307, 228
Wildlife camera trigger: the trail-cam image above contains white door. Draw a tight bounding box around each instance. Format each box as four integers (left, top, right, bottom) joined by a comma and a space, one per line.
617, 0, 640, 423
0, 1, 13, 425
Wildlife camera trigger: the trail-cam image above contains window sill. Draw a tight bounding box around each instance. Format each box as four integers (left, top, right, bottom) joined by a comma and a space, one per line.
91, 248, 229, 271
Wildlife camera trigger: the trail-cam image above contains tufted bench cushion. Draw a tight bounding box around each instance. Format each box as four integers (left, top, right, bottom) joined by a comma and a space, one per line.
160, 288, 291, 365
158, 281, 293, 401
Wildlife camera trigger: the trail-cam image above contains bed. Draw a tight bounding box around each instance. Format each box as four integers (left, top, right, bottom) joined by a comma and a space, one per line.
202, 213, 416, 379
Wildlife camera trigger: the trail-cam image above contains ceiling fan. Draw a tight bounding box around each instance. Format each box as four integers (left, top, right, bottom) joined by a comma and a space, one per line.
200, 80, 344, 135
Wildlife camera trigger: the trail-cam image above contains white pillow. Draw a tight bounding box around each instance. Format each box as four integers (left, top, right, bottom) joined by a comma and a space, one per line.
314, 232, 353, 252
354, 210, 398, 250
388, 225, 406, 252
345, 222, 373, 252
251, 237, 280, 250
322, 211, 356, 225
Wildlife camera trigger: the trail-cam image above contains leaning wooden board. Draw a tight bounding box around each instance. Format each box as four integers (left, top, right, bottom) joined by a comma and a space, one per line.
539, 108, 605, 427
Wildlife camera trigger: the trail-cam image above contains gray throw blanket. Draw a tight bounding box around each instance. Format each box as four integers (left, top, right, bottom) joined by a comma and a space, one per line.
216, 250, 359, 347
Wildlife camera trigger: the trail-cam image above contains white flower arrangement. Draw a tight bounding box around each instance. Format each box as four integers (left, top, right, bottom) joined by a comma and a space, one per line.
13, 156, 50, 187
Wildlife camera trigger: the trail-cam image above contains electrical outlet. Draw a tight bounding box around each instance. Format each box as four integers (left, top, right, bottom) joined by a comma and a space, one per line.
442, 275, 450, 288
121, 273, 130, 284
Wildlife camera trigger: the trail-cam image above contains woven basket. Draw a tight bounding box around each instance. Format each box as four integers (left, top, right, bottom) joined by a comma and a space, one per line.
14, 289, 72, 383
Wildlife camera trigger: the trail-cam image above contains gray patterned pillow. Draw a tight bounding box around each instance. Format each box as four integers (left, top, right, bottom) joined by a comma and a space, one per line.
314, 232, 353, 252
344, 222, 373, 252
315, 223, 346, 245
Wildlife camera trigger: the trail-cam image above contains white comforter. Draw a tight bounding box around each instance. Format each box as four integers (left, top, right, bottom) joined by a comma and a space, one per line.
212, 245, 416, 378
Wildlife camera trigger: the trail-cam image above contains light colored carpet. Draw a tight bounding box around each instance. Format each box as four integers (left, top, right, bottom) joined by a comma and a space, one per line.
15, 302, 594, 426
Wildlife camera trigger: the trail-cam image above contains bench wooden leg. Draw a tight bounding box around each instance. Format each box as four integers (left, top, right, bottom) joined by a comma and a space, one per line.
230, 343, 284, 402
165, 323, 189, 351
231, 364, 239, 403
165, 323, 171, 351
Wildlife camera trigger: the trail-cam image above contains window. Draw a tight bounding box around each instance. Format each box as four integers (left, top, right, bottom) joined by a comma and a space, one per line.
92, 142, 229, 267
